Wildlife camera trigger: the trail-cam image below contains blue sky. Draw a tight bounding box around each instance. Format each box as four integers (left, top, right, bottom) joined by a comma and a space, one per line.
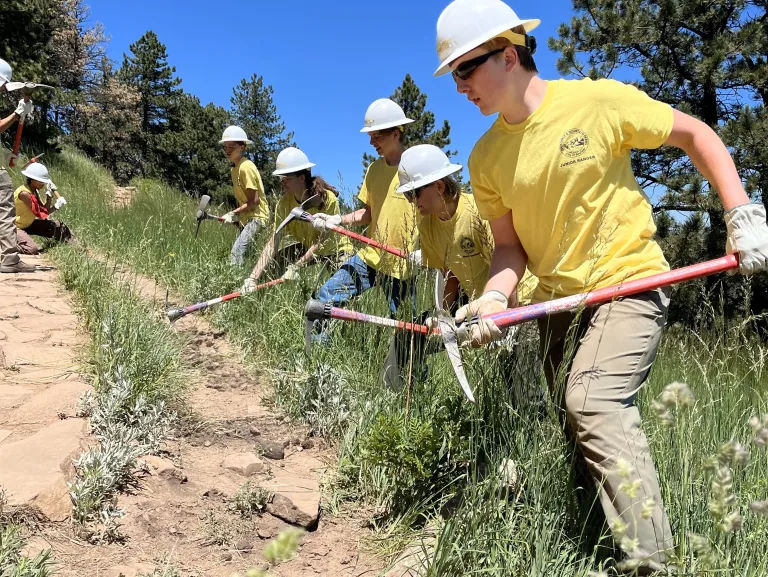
88, 0, 576, 196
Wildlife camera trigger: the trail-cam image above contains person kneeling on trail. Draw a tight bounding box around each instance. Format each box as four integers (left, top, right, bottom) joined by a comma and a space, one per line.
220, 125, 270, 266
14, 162, 72, 254
241, 147, 354, 292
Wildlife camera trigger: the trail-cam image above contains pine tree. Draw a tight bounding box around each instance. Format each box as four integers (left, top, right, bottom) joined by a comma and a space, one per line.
118, 31, 182, 176
230, 74, 294, 195
162, 93, 230, 197
68, 57, 142, 183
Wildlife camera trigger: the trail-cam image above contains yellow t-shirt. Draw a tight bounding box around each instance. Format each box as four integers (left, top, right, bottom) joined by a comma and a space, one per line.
469, 78, 672, 303
230, 158, 269, 224
273, 191, 354, 256
357, 158, 419, 279
420, 193, 537, 303
14, 185, 37, 229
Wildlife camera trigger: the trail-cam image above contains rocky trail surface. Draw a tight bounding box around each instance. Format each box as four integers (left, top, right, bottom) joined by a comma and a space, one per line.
1, 251, 385, 576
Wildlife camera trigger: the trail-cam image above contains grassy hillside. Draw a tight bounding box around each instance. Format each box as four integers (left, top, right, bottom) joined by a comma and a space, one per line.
10, 147, 768, 575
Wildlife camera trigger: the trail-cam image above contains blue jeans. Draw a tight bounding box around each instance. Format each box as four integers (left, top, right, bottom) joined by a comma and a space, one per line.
314, 254, 416, 343
316, 254, 416, 317
230, 219, 265, 266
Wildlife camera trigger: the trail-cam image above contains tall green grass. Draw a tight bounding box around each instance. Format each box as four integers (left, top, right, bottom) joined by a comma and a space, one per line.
17, 147, 768, 575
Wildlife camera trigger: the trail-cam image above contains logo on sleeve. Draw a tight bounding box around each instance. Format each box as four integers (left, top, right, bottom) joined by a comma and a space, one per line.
559, 128, 596, 167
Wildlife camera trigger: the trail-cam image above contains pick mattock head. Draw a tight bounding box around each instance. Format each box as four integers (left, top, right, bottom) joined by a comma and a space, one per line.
195, 194, 211, 238
275, 194, 321, 236
3, 81, 54, 94
433, 270, 474, 402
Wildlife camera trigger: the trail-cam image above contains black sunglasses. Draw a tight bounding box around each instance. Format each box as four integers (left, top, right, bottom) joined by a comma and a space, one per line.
452, 48, 505, 81
403, 182, 435, 202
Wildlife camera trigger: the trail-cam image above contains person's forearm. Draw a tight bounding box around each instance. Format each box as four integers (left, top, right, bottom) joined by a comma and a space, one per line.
233, 190, 260, 214
248, 236, 278, 281
442, 271, 460, 310
483, 243, 528, 301
296, 243, 320, 267
669, 112, 750, 211
0, 112, 18, 134
340, 207, 371, 227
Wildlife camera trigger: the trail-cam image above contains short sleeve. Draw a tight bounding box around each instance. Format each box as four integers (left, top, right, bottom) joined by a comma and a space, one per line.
273, 196, 288, 231
240, 161, 264, 193
468, 147, 509, 222
358, 165, 372, 205
325, 191, 342, 215
602, 80, 674, 152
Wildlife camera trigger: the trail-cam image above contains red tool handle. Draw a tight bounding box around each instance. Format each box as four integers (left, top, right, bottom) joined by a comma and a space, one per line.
328, 225, 408, 259
9, 118, 23, 167
307, 255, 740, 337
168, 278, 285, 321
486, 254, 740, 330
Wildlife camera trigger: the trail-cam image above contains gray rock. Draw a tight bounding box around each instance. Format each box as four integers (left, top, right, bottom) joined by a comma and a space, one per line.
255, 438, 285, 460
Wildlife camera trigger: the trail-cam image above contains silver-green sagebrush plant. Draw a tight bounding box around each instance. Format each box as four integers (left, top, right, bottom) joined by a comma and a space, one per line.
49, 246, 182, 542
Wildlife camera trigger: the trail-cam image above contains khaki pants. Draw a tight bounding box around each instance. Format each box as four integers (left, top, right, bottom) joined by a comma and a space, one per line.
16, 228, 40, 255
538, 288, 673, 573
0, 170, 20, 267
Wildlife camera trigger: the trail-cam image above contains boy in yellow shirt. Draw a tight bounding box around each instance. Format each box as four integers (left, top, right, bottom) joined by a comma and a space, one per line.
242, 147, 353, 290
219, 125, 270, 265
433, 0, 768, 573
311, 99, 420, 342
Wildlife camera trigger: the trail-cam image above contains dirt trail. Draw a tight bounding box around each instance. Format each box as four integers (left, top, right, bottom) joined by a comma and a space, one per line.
0, 255, 90, 524
20, 254, 384, 576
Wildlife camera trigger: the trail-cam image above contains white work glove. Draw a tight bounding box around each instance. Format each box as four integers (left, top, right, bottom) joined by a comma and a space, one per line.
311, 213, 342, 231
408, 250, 422, 267
15, 99, 33, 120
222, 211, 239, 224
281, 264, 300, 281
455, 290, 508, 347
240, 277, 258, 294
54, 197, 67, 210
726, 203, 768, 275
44, 182, 54, 198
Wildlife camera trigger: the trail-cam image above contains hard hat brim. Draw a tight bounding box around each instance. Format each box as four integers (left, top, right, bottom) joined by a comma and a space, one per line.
273, 161, 317, 176
434, 18, 541, 77
219, 138, 253, 145
360, 118, 415, 133
21, 169, 52, 184
397, 163, 463, 194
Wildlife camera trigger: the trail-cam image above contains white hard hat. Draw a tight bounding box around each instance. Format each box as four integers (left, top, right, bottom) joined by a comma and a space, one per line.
360, 98, 415, 133
219, 125, 252, 145
21, 162, 53, 185
0, 58, 12, 88
434, 0, 540, 77
273, 147, 316, 176
397, 144, 462, 194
